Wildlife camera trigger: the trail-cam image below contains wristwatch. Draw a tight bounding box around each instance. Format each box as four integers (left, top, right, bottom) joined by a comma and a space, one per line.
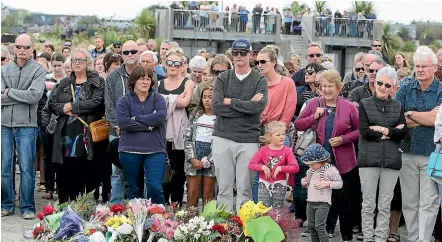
406, 111, 413, 118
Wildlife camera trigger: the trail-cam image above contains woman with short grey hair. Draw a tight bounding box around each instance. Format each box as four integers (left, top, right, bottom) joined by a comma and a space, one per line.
1, 45, 11, 66
189, 56, 207, 84
358, 66, 407, 242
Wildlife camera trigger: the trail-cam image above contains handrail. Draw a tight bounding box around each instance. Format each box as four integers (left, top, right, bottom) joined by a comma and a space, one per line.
301, 20, 312, 43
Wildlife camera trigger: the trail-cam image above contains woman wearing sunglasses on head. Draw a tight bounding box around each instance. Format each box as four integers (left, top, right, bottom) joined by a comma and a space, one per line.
189, 54, 232, 112
358, 67, 407, 242
158, 48, 195, 206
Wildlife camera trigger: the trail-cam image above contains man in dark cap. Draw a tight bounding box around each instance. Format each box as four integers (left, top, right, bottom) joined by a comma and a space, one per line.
112, 41, 122, 55
250, 41, 263, 67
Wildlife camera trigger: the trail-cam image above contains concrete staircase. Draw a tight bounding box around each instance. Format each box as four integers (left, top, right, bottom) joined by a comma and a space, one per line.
281, 35, 310, 68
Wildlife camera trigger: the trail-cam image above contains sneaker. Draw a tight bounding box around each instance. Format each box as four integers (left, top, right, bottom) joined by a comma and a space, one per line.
1, 210, 14, 217
301, 228, 311, 237
328, 233, 334, 238
23, 212, 35, 220
356, 232, 364, 241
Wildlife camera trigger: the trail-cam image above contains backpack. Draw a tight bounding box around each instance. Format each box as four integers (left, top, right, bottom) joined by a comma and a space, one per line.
293, 98, 322, 156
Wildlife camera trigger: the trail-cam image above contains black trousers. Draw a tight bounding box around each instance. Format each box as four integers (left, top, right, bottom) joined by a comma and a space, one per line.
43, 133, 56, 193
92, 140, 111, 202
284, 22, 292, 35
163, 142, 186, 206
327, 167, 361, 241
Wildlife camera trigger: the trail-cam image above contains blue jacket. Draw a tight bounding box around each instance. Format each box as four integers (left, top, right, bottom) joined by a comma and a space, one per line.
116, 89, 167, 154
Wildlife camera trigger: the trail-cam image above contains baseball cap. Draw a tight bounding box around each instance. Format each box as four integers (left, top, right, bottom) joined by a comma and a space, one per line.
113, 40, 122, 46
232, 39, 252, 51
251, 41, 263, 52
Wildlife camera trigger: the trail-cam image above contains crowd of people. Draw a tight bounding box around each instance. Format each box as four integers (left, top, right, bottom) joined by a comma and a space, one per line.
2, 31, 442, 242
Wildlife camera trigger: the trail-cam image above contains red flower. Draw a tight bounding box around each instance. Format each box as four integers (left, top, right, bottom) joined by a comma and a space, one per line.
42, 205, 56, 215
211, 224, 226, 235
32, 226, 46, 239
149, 207, 164, 215
230, 215, 243, 227
110, 204, 125, 214
89, 228, 97, 235
37, 212, 45, 220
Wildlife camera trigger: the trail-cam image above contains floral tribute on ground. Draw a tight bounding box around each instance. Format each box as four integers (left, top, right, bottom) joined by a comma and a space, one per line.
29, 192, 297, 242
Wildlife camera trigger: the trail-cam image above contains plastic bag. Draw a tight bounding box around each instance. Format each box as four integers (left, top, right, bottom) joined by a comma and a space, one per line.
54, 207, 84, 240
247, 216, 285, 242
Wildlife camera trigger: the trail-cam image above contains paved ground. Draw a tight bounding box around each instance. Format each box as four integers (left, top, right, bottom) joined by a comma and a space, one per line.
2, 172, 410, 241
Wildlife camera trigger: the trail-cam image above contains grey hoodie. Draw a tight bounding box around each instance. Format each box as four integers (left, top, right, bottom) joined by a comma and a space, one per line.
1, 59, 46, 128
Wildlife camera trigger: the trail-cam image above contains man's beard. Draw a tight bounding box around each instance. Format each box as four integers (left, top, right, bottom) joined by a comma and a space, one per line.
125, 59, 136, 65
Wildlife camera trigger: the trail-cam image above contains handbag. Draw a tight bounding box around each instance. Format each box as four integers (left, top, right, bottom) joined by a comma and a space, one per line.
294, 98, 322, 156
163, 154, 175, 184
426, 146, 442, 180
70, 84, 109, 142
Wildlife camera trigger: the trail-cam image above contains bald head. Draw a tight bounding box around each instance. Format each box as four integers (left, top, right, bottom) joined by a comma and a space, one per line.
15, 34, 33, 46
123, 40, 137, 50
122, 40, 139, 66
14, 34, 34, 62
363, 53, 378, 70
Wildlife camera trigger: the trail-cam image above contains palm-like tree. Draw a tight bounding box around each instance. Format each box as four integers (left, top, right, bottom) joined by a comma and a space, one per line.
314, 1, 327, 13
382, 24, 404, 61
353, 1, 374, 14
134, 8, 156, 40
291, 1, 308, 14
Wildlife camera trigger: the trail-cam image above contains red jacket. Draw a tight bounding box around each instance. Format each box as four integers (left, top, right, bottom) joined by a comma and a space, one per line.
295, 97, 359, 174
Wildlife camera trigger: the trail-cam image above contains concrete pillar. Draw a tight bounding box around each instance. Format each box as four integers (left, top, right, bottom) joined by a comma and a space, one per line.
372, 21, 383, 41
302, 16, 315, 42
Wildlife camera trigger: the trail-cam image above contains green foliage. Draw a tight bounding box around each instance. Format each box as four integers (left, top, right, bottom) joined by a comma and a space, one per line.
401, 41, 417, 53
147, 4, 168, 12
397, 26, 412, 41
352, 1, 375, 14
78, 15, 100, 25
291, 1, 308, 14
419, 31, 437, 45
70, 191, 97, 221
314, 1, 327, 13
2, 12, 20, 27
382, 24, 404, 61
416, 22, 442, 41
134, 8, 156, 40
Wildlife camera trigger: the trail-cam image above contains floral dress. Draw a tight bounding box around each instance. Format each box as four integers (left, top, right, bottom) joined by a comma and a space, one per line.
184, 111, 216, 177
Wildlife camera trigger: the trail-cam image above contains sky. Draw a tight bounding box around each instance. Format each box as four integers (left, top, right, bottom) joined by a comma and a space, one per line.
1, 0, 442, 24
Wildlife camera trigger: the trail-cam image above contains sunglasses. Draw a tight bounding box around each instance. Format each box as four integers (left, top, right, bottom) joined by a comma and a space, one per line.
232, 50, 249, 57
64, 43, 72, 47
211, 69, 227, 76
305, 69, 316, 75
15, 45, 32, 50
166, 60, 182, 68
372, 44, 381, 47
1, 57, 6, 61
113, 45, 121, 48
355, 67, 364, 72
254, 60, 270, 66
307, 53, 322, 58
376, 81, 392, 89
368, 69, 379, 74
72, 58, 88, 64
122, 50, 138, 55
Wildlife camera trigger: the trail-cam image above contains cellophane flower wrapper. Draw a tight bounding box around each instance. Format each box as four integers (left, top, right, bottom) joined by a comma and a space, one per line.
54, 207, 84, 240
44, 212, 64, 232
128, 198, 148, 242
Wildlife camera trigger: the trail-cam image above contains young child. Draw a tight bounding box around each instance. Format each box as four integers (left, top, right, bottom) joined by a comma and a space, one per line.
184, 85, 216, 207
301, 143, 343, 242
248, 121, 299, 208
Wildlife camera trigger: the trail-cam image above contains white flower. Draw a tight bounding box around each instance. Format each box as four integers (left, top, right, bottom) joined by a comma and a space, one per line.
116, 223, 133, 235
90, 231, 106, 242
157, 239, 168, 242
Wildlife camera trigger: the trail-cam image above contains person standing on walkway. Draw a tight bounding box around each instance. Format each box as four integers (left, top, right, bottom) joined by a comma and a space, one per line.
1, 34, 46, 219
212, 39, 268, 212
105, 40, 141, 205
395, 45, 442, 242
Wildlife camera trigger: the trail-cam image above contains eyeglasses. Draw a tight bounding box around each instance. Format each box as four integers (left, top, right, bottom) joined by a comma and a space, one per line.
232, 50, 249, 57
355, 67, 364, 72
376, 81, 392, 89
307, 53, 322, 58
64, 43, 72, 47
372, 44, 381, 48
113, 45, 121, 48
122, 50, 138, 55
305, 69, 316, 75
15, 45, 32, 50
368, 69, 379, 74
1, 57, 6, 61
166, 60, 182, 68
72, 58, 88, 64
211, 69, 227, 76
254, 60, 270, 66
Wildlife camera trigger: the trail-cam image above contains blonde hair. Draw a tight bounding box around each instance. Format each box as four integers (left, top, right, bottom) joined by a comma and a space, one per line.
94, 54, 105, 67
71, 48, 94, 71
166, 48, 185, 62
264, 121, 286, 145
321, 69, 343, 89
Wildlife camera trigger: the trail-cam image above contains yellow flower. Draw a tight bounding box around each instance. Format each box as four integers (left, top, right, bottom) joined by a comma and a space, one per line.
176, 210, 185, 217
238, 200, 272, 236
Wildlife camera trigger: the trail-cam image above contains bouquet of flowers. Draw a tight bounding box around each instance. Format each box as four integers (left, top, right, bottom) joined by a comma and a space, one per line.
238, 201, 271, 236
127, 199, 148, 242
173, 216, 216, 242
201, 157, 211, 169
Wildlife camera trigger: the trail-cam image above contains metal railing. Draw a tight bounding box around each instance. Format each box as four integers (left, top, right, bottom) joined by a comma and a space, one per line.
171, 9, 280, 35
315, 17, 374, 39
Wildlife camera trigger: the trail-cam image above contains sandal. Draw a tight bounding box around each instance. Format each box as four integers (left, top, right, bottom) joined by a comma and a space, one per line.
37, 183, 45, 192
42, 192, 53, 200
387, 234, 400, 242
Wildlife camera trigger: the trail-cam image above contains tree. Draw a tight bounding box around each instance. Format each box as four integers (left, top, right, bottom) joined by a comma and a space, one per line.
381, 24, 404, 61
419, 31, 437, 46
78, 15, 100, 25
314, 1, 326, 13
397, 26, 412, 41
401, 41, 417, 53
134, 8, 156, 40
352, 1, 375, 15
291, 1, 308, 14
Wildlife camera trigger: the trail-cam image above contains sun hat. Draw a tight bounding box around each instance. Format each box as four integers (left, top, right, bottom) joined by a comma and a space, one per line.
301, 143, 331, 165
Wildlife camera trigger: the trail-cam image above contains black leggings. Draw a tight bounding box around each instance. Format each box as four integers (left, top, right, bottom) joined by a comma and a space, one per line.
44, 133, 56, 193
163, 142, 186, 206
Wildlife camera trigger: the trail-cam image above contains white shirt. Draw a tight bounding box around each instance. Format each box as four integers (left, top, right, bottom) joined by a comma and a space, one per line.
195, 114, 216, 143
235, 70, 251, 81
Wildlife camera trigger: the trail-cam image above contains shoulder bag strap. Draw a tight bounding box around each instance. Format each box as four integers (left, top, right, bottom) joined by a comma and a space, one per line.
70, 84, 90, 129
311, 97, 322, 130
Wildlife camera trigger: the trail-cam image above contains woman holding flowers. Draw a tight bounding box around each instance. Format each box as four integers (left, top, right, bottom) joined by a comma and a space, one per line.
116, 65, 167, 204
184, 84, 217, 207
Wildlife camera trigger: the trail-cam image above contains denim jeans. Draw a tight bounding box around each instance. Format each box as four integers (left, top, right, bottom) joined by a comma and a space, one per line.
1, 127, 37, 213
109, 135, 125, 205
119, 152, 166, 204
